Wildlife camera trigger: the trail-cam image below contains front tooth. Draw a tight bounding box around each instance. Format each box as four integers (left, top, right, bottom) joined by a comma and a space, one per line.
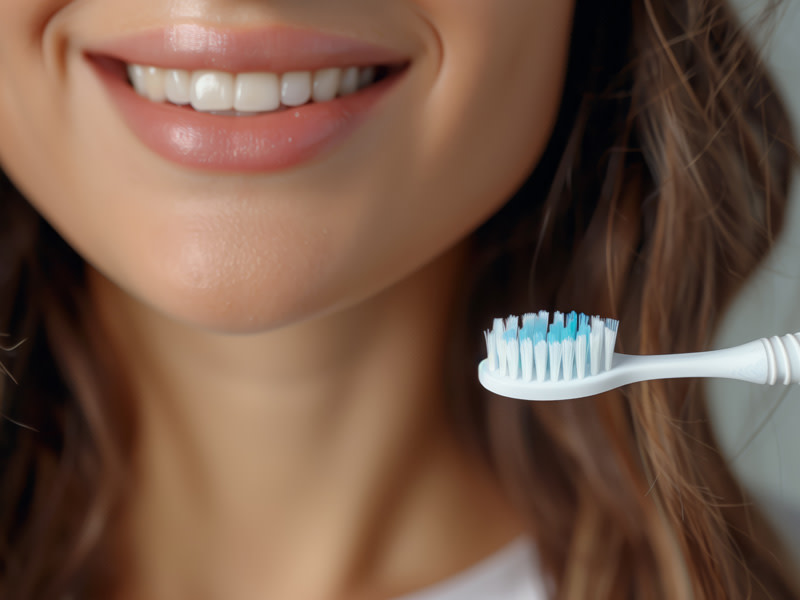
281, 71, 312, 107
190, 70, 235, 112
144, 67, 167, 102
358, 67, 376, 90
165, 69, 191, 105
312, 68, 341, 103
339, 67, 360, 96
234, 73, 280, 112
127, 64, 147, 96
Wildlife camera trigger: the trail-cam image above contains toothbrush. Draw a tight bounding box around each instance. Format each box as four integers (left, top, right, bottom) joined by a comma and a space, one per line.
479, 311, 800, 401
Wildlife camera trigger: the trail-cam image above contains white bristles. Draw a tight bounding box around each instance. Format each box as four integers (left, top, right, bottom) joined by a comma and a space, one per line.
548, 335, 563, 381
483, 311, 621, 387
589, 316, 605, 376
604, 319, 620, 371
506, 336, 520, 379
484, 330, 498, 371
575, 333, 587, 379
520, 338, 534, 381
562, 337, 575, 381
492, 318, 504, 339
534, 339, 548, 382
493, 318, 507, 376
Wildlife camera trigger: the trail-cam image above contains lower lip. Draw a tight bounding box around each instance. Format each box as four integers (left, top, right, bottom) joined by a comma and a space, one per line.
89, 57, 401, 173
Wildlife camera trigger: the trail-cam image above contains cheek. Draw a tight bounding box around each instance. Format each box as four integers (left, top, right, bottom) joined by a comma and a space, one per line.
0, 2, 79, 210
363, 0, 575, 250
418, 0, 574, 174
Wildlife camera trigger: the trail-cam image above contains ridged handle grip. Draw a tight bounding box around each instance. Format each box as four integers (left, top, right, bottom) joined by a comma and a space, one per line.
635, 333, 800, 386
759, 333, 800, 385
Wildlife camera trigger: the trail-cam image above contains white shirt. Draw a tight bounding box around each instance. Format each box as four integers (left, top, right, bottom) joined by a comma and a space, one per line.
394, 538, 547, 600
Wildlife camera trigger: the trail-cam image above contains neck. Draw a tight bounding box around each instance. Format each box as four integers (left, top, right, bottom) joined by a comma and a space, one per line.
89, 245, 522, 600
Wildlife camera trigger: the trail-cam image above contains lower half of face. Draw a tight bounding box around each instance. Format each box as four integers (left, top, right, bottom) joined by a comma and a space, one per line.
0, 0, 574, 333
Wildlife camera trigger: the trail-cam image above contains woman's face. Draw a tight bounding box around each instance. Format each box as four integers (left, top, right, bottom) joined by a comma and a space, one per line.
0, 0, 574, 333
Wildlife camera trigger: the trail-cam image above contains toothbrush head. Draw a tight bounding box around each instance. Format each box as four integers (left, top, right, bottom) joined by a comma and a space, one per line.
480, 311, 620, 401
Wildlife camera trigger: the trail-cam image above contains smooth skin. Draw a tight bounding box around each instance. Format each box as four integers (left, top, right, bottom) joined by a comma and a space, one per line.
0, 1, 575, 598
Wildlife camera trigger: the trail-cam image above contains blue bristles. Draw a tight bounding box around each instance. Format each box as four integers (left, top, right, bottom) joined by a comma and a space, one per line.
547, 321, 564, 343
484, 310, 620, 383
565, 311, 577, 339
519, 313, 536, 344
532, 312, 548, 346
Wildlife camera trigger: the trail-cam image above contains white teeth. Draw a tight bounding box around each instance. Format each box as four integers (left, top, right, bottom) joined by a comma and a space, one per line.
312, 68, 341, 103
126, 63, 384, 114
164, 69, 191, 105
339, 67, 360, 96
127, 64, 147, 96
143, 67, 167, 102
190, 70, 235, 112
234, 73, 280, 112
280, 71, 312, 107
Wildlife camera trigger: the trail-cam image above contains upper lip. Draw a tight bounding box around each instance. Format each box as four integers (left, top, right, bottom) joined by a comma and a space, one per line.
85, 24, 409, 73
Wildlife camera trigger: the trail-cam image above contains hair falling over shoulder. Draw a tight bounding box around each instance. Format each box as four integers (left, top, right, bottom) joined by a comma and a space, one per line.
0, 176, 135, 597
1, 0, 799, 598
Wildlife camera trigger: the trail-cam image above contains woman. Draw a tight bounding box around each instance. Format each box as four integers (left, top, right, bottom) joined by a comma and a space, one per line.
0, 0, 797, 598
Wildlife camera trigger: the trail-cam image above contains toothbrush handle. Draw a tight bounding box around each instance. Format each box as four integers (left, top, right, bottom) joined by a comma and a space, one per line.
619, 332, 800, 386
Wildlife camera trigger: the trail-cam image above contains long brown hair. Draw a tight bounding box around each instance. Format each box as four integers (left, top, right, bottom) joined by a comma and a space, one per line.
1, 0, 798, 598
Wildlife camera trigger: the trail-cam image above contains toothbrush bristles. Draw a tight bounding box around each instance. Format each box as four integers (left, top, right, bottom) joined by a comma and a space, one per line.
485, 311, 620, 382
589, 315, 605, 376
604, 319, 620, 372
492, 318, 507, 376
484, 330, 498, 371
576, 314, 589, 380
547, 323, 563, 381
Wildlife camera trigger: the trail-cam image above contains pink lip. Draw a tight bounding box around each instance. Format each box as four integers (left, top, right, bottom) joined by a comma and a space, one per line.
86, 26, 408, 173
88, 24, 407, 72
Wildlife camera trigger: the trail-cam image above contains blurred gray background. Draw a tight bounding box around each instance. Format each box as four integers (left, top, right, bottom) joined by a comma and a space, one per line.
711, 0, 800, 564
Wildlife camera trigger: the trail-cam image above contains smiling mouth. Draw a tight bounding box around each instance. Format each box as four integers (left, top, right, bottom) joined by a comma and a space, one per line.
89, 55, 408, 172
123, 62, 399, 116
86, 25, 410, 171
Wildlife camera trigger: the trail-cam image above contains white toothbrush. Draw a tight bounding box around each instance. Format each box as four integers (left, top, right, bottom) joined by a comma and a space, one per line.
478, 311, 800, 401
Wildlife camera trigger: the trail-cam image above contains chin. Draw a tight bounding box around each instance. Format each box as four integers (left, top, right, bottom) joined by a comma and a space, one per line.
87, 241, 337, 336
